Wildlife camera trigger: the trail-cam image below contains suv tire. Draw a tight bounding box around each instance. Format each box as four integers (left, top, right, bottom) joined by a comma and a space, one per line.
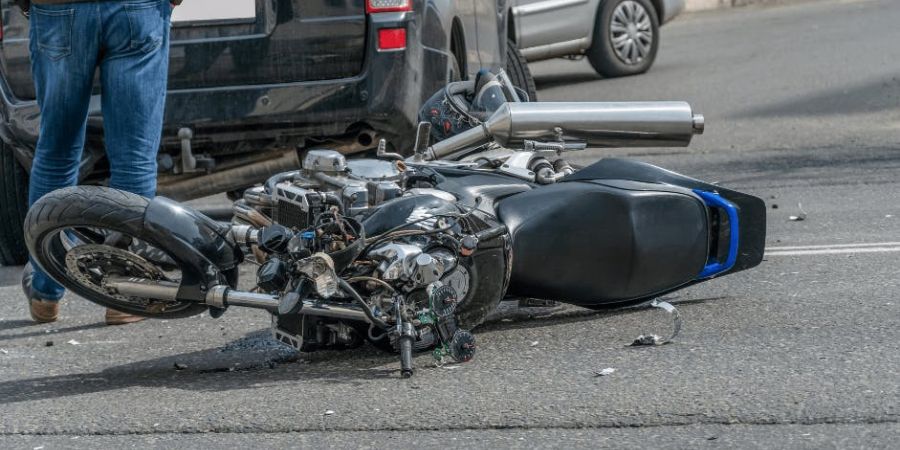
587, 0, 660, 78
0, 141, 29, 266
506, 39, 538, 102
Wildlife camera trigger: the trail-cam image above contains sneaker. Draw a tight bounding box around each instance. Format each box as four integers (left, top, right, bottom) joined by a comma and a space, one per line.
22, 263, 59, 324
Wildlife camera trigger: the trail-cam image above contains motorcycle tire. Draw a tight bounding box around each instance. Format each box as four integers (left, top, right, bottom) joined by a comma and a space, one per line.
25, 186, 210, 319
0, 141, 29, 266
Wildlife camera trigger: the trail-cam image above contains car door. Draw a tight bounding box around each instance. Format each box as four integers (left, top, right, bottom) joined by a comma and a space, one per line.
511, 0, 597, 52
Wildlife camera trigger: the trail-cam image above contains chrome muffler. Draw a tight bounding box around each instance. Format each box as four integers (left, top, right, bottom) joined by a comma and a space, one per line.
421, 102, 705, 161
105, 277, 371, 323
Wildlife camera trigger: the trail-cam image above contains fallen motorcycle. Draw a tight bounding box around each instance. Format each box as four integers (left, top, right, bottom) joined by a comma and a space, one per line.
25, 73, 766, 377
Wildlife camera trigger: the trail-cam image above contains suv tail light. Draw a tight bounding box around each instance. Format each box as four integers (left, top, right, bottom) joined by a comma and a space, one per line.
377, 28, 407, 51
366, 0, 412, 13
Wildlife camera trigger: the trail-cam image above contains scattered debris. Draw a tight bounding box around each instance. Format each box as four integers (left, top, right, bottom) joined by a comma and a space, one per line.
707, 436, 718, 441
593, 368, 616, 377
44, 341, 54, 347
886, 214, 893, 218
529, 341, 539, 347
631, 335, 664, 346
788, 203, 808, 221
630, 299, 682, 347
66, 339, 81, 346
0, 348, 8, 355
323, 410, 335, 416
771, 204, 778, 209
173, 362, 188, 371
631, 334, 666, 347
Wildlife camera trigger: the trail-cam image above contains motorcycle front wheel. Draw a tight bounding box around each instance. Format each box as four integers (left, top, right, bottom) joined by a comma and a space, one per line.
24, 186, 209, 319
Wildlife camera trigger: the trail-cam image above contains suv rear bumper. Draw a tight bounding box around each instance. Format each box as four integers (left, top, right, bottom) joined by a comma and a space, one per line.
0, 12, 450, 172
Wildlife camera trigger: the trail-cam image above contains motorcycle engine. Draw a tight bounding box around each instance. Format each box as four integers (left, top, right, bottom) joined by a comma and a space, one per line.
232, 149, 501, 372
234, 149, 405, 230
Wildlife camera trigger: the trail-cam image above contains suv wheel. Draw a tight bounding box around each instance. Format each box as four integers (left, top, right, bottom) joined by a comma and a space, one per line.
0, 141, 29, 266
587, 0, 660, 78
505, 39, 538, 102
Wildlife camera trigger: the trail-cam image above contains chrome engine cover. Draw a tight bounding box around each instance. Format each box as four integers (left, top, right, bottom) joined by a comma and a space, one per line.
266, 150, 404, 228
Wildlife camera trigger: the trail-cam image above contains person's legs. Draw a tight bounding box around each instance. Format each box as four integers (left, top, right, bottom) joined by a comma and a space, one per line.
27, 2, 102, 301
99, 0, 171, 198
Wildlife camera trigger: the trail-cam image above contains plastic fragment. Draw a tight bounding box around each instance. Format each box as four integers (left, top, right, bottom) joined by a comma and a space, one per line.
0, 348, 8, 355
630, 299, 682, 346
594, 368, 616, 377
44, 341, 54, 347
529, 341, 539, 347
66, 339, 81, 346
173, 362, 187, 371
631, 335, 663, 346
789, 203, 808, 221
323, 410, 335, 416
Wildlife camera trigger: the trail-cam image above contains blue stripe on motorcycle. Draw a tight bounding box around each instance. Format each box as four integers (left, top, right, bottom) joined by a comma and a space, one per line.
694, 190, 740, 279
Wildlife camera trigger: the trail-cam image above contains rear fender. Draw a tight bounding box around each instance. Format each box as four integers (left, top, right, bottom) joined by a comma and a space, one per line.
561, 158, 766, 276
143, 197, 242, 302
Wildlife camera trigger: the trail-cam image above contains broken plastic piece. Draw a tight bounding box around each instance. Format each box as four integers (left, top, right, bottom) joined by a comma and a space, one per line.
631, 335, 663, 346
630, 299, 681, 346
594, 368, 616, 377
789, 203, 808, 221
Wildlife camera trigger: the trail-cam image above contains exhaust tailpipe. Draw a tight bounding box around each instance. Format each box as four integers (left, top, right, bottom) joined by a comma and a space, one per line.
157, 151, 301, 201
423, 102, 704, 161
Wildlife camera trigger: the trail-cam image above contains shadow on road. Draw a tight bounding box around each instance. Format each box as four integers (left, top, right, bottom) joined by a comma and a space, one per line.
533, 72, 603, 91
0, 321, 107, 341
735, 77, 900, 118
0, 329, 387, 406
0, 297, 721, 405
0, 302, 659, 405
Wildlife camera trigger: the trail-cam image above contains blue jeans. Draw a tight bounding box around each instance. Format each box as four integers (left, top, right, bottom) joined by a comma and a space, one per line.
28, 0, 171, 300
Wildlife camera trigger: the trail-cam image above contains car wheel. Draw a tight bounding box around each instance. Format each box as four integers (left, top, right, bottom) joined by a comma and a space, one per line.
587, 0, 660, 78
0, 141, 30, 266
505, 39, 538, 102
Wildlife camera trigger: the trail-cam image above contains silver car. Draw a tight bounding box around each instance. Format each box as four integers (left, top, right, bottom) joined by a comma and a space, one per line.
509, 0, 685, 77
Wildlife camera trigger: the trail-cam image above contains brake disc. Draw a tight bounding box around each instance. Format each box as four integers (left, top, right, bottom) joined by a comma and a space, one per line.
64, 244, 173, 309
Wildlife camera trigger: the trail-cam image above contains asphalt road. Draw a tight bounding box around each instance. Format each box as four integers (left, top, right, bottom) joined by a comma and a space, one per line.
2, 0, 899, 448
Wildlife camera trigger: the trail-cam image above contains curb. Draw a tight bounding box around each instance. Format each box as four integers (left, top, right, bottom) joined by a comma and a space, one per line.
685, 0, 814, 12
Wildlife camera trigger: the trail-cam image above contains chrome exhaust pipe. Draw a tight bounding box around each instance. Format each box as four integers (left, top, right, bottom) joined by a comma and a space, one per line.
106, 277, 371, 323
423, 102, 704, 161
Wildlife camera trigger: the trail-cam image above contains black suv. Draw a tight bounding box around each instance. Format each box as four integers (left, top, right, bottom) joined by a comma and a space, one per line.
0, 0, 536, 265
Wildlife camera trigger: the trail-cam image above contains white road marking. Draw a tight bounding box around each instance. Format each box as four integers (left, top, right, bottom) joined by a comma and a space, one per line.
765, 242, 900, 256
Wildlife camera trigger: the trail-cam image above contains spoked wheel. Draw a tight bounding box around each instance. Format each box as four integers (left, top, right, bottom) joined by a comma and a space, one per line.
587, 0, 660, 77
24, 186, 208, 319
